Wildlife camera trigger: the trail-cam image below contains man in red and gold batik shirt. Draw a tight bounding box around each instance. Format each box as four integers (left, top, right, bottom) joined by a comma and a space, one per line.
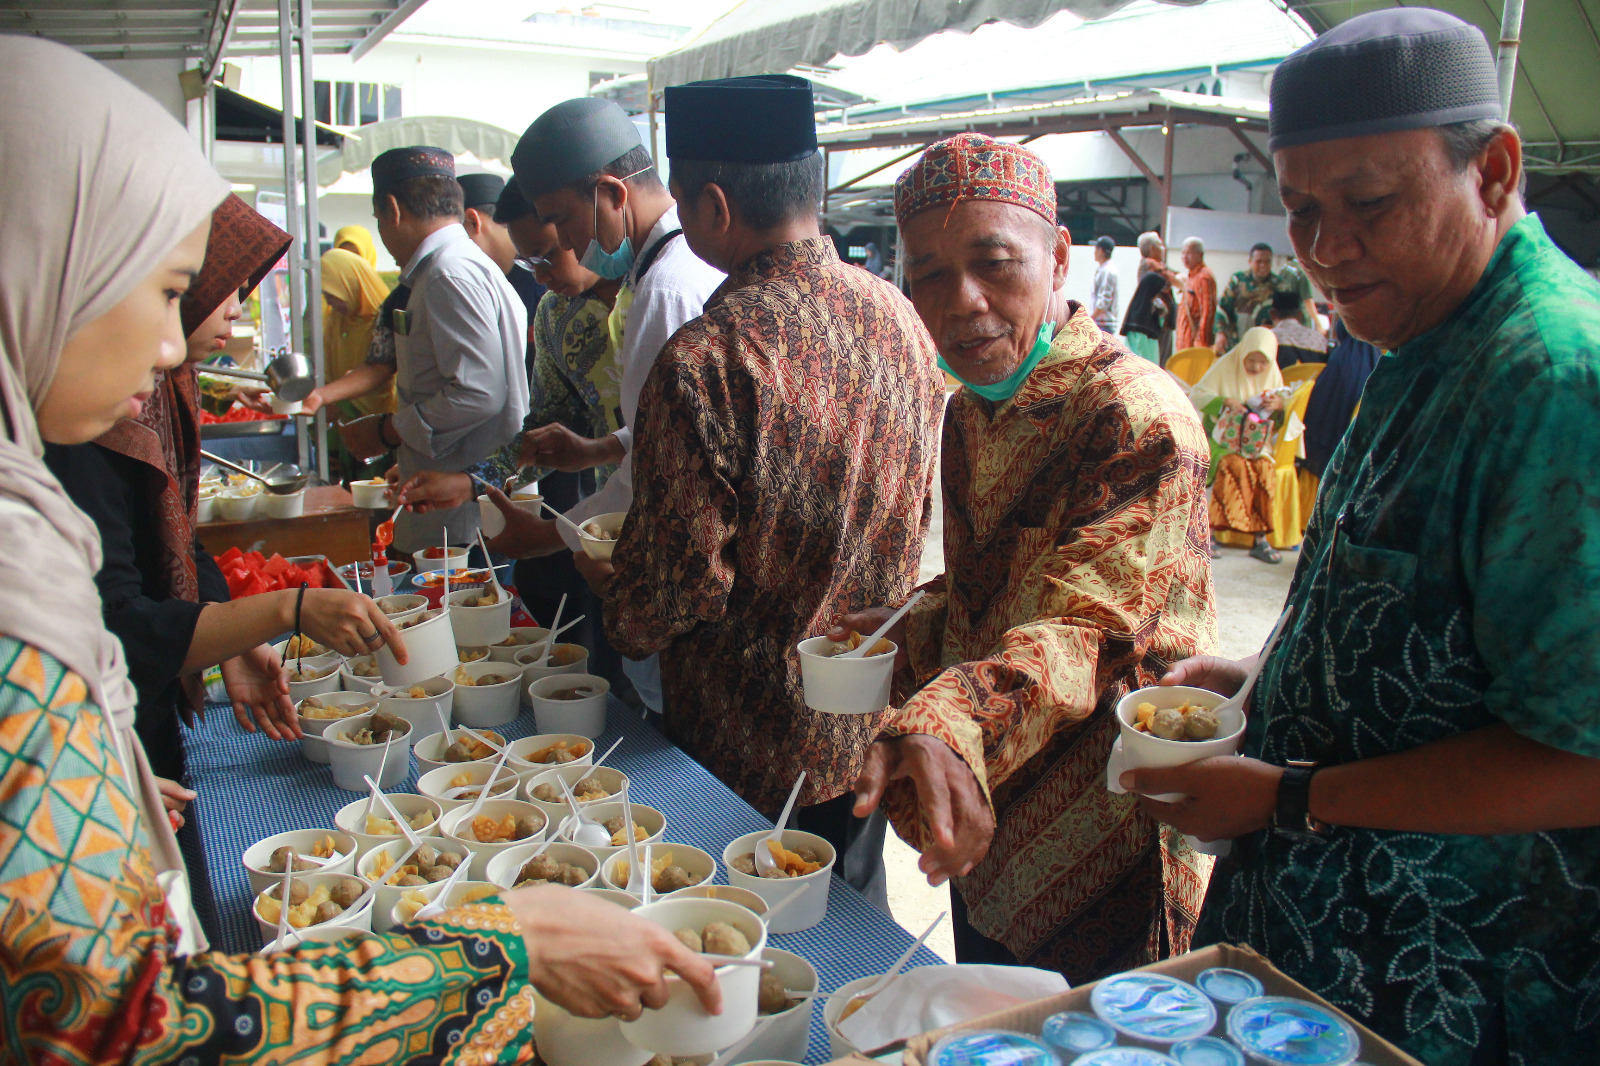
583, 76, 944, 907
1177, 236, 1218, 350
839, 133, 1217, 983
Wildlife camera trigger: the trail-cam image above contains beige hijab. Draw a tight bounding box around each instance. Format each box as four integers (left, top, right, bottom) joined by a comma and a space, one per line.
1189, 325, 1284, 412
0, 36, 230, 953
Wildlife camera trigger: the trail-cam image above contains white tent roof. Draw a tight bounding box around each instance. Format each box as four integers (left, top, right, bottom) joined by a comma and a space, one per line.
648, 0, 1206, 87
316, 114, 521, 185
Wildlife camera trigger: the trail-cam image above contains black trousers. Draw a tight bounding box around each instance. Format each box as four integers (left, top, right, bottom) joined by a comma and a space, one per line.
792, 791, 890, 914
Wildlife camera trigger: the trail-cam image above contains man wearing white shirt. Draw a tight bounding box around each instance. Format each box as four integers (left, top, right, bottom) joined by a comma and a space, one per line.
487, 98, 722, 711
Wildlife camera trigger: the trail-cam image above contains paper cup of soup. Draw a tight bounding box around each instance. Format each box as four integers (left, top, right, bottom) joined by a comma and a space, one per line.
488, 626, 548, 663
324, 712, 413, 792
486, 840, 600, 892
562, 802, 667, 863
377, 608, 457, 688
358, 834, 469, 931
413, 728, 505, 776
340, 654, 385, 692
825, 975, 881, 1059
528, 673, 608, 737
335, 793, 443, 857
259, 922, 370, 954
375, 593, 427, 624
197, 489, 217, 523
218, 487, 260, 521
242, 827, 358, 898
535, 989, 653, 1066
450, 661, 522, 728
440, 798, 548, 879
524, 764, 629, 821
253, 871, 373, 947
413, 545, 469, 574
378, 674, 455, 737
286, 653, 344, 702
261, 489, 306, 518
1110, 685, 1241, 803
447, 586, 512, 648
602, 842, 715, 899
507, 733, 592, 772
734, 948, 817, 1065
723, 830, 835, 935
515, 641, 589, 693
297, 691, 379, 764
477, 492, 543, 539
664, 884, 770, 923
620, 898, 766, 1056
267, 392, 302, 415
274, 634, 331, 660
418, 761, 521, 814
350, 478, 390, 509
577, 511, 627, 561
796, 635, 895, 715
581, 887, 643, 910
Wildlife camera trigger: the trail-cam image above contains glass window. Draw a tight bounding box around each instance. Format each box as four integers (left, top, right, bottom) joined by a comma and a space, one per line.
313, 80, 331, 126
383, 84, 402, 120
358, 83, 379, 126
335, 82, 355, 127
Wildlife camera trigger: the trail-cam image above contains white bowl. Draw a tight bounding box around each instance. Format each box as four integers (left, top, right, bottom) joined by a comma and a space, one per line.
285, 652, 344, 702
506, 733, 594, 772
439, 798, 549, 879
412, 728, 508, 776
451, 660, 523, 728
514, 642, 589, 694
601, 841, 716, 899
253, 871, 373, 947
386, 879, 448, 928
413, 545, 470, 573
218, 489, 260, 521
339, 654, 385, 692
261, 489, 305, 518
488, 626, 549, 663
417, 761, 521, 814
535, 989, 654, 1066
274, 634, 332, 660
528, 672, 608, 737
259, 922, 370, 953
377, 608, 457, 688
378, 674, 455, 737
561, 801, 667, 863
448, 586, 513, 647
723, 830, 836, 935
524, 763, 629, 819
664, 884, 769, 922
350, 479, 390, 509
324, 713, 413, 792
824, 975, 880, 1059
727, 948, 817, 1066
485, 840, 600, 891
578, 511, 627, 561
297, 691, 379, 764
620, 898, 766, 1056
432, 880, 504, 911
374, 593, 427, 623
268, 393, 303, 415
241, 827, 358, 898
197, 492, 216, 523
1112, 685, 1240, 802
580, 887, 643, 910
357, 834, 469, 931
334, 794, 443, 856
478, 492, 543, 539
796, 635, 895, 715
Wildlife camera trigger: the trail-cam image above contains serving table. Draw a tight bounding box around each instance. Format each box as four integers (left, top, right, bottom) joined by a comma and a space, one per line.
197, 484, 373, 565
184, 695, 942, 1064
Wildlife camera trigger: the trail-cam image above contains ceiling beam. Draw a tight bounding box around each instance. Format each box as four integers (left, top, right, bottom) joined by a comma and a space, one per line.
821, 107, 1267, 154
347, 0, 426, 62
1229, 123, 1274, 174
202, 0, 245, 80
1106, 126, 1165, 196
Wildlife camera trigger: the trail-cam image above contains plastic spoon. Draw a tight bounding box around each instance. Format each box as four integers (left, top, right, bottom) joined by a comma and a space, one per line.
361, 741, 393, 823
588, 737, 623, 770
1211, 603, 1295, 719
538, 500, 587, 540
560, 773, 611, 848
413, 854, 471, 921
273, 849, 297, 946
364, 774, 422, 847
754, 771, 807, 877
461, 748, 512, 825
441, 532, 451, 605
620, 790, 645, 893
637, 843, 653, 903
837, 911, 946, 1023
527, 613, 586, 665
842, 590, 924, 659
375, 504, 401, 549
533, 594, 567, 668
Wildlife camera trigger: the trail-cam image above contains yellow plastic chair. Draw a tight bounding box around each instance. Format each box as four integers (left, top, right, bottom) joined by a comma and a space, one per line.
1216, 379, 1318, 551
1281, 361, 1326, 384
1167, 346, 1216, 386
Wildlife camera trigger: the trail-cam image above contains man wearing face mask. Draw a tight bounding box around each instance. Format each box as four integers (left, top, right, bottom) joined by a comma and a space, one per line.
832, 134, 1217, 984
494, 97, 722, 713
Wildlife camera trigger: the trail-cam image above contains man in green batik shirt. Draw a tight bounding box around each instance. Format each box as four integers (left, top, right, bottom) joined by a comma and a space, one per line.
1125, 11, 1600, 1066
1214, 242, 1314, 351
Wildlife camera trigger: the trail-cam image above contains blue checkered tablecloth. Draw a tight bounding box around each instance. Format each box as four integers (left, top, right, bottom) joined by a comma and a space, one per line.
184, 695, 943, 1063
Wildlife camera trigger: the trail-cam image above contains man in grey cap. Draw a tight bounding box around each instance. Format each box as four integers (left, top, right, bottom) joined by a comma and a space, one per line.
1125, 10, 1600, 1064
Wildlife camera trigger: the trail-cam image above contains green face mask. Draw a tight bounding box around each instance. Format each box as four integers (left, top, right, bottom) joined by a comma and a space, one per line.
938, 322, 1058, 402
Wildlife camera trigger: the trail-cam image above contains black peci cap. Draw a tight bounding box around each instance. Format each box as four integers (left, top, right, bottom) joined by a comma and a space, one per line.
457, 172, 505, 211
664, 74, 817, 164
372, 145, 455, 197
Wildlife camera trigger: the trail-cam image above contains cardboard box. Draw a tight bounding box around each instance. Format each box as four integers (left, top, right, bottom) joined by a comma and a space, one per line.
900, 944, 1425, 1066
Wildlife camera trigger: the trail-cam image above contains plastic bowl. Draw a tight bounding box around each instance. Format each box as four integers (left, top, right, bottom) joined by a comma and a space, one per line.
824, 975, 880, 1059
439, 798, 549, 879
374, 593, 427, 623
619, 898, 766, 1056
285, 653, 344, 702
451, 661, 523, 728
796, 635, 896, 715
334, 794, 443, 857
528, 672, 608, 737
340, 654, 385, 693
561, 801, 667, 863
297, 691, 380, 764
417, 761, 521, 814
350, 479, 390, 508
534, 989, 654, 1066
324, 713, 413, 792
478, 492, 543, 539
485, 840, 600, 892
338, 560, 412, 586
723, 829, 836, 934
735, 948, 818, 1065
218, 489, 259, 521
577, 511, 627, 560
252, 871, 373, 947
601, 841, 716, 899
261, 489, 306, 518
375, 674, 455, 736
357, 834, 470, 931
1113, 686, 1240, 802
506, 732, 593, 772
413, 728, 507, 777
514, 642, 590, 697
448, 586, 513, 647
377, 607, 457, 688
241, 827, 358, 898
413, 546, 470, 573
488, 626, 549, 663
663, 883, 770, 922
524, 764, 630, 821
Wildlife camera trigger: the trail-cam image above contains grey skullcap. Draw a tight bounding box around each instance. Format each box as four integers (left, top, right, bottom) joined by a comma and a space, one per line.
512, 97, 644, 200
1268, 8, 1501, 151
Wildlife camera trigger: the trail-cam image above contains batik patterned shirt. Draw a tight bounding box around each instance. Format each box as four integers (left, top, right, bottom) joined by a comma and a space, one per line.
0, 637, 535, 1065
1177, 263, 1217, 349
1197, 215, 1600, 1066
882, 305, 1218, 980
1215, 266, 1310, 349
605, 237, 944, 815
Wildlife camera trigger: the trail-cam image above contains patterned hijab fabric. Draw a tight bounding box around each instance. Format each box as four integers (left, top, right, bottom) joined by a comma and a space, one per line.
178, 194, 290, 338
895, 132, 1057, 227
1189, 326, 1284, 412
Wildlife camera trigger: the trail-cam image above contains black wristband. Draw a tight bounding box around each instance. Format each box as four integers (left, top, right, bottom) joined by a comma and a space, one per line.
293, 581, 309, 656
1273, 760, 1329, 842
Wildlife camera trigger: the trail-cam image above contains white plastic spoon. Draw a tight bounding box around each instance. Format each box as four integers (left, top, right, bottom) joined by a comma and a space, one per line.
837, 911, 945, 1022
754, 771, 807, 877
461, 748, 512, 825
363, 774, 422, 847
539, 499, 588, 540
533, 594, 567, 668
842, 590, 924, 659
274, 849, 297, 946
413, 854, 471, 921
620, 790, 645, 894
560, 772, 611, 848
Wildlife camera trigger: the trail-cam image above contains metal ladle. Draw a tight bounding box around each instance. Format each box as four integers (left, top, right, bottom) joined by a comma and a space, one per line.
201, 451, 310, 495
202, 351, 317, 402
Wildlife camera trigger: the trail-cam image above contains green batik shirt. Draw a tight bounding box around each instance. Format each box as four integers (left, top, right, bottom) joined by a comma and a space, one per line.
1215, 265, 1311, 347
1196, 215, 1600, 1066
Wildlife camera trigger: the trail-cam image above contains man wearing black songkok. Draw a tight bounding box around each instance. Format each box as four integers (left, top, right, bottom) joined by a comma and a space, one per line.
1125, 10, 1600, 1064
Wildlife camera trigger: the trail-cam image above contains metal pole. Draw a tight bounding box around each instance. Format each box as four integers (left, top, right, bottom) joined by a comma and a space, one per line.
1497, 0, 1525, 120
297, 0, 328, 481
278, 0, 309, 473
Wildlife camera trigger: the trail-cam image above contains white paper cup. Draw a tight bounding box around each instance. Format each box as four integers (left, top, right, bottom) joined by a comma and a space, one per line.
386, 879, 448, 928
506, 733, 593, 772
286, 653, 344, 702
242, 828, 358, 898
451, 661, 523, 728
796, 635, 895, 715
253, 871, 373, 947
577, 511, 627, 560
413, 728, 506, 777
488, 626, 549, 663
218, 489, 259, 521
485, 840, 600, 891
581, 887, 643, 910
197, 491, 216, 523
478, 492, 543, 539
514, 642, 589, 692
440, 799, 549, 879
620, 898, 766, 1056
1111, 685, 1240, 802
418, 762, 521, 814
324, 713, 413, 792
334, 794, 443, 857
524, 764, 629, 821
561, 802, 667, 863
528, 672, 608, 737
274, 635, 331, 660
350, 479, 389, 508
378, 674, 455, 737
432, 881, 503, 910
374, 593, 427, 623
357, 834, 467, 931
601, 841, 716, 899
261, 489, 306, 518
448, 587, 513, 647
260, 922, 370, 953
413, 546, 469, 573
377, 608, 457, 687
824, 976, 880, 1059
297, 691, 379, 764
726, 948, 817, 1066
722, 830, 835, 935
268, 393, 302, 415
535, 989, 654, 1066
663, 884, 769, 922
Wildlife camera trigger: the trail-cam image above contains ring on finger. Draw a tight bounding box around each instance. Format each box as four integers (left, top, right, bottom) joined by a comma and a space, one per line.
361, 631, 383, 646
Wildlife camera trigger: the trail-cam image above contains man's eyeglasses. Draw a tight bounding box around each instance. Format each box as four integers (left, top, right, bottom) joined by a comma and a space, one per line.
515, 255, 550, 272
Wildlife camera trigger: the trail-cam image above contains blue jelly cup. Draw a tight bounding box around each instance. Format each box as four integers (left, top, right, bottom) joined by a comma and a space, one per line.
1196, 968, 1265, 1008
927, 1030, 1059, 1066
1091, 973, 1217, 1045
1072, 1050, 1183, 1066
1171, 1035, 1248, 1066
1042, 1011, 1118, 1055
1225, 997, 1360, 1066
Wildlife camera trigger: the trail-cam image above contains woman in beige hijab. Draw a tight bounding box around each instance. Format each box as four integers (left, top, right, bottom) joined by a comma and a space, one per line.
0, 35, 714, 1061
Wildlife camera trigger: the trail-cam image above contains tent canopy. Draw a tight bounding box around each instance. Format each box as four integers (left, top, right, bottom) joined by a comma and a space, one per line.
317, 114, 521, 186
648, 0, 1205, 87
